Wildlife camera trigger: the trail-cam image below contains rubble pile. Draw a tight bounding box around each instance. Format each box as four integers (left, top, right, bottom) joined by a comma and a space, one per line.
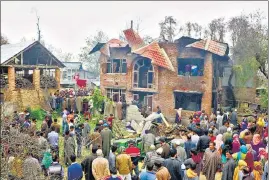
112, 120, 138, 139
150, 123, 188, 137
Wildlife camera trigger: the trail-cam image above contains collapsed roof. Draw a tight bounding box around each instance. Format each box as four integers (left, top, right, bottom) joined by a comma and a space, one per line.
90, 29, 229, 72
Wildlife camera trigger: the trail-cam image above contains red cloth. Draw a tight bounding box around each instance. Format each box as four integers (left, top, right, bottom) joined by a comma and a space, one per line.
107, 117, 114, 126
125, 145, 140, 157
210, 136, 216, 142
76, 79, 87, 88
245, 151, 254, 172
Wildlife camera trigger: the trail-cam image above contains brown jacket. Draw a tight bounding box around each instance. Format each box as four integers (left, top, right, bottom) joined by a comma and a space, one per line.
116, 154, 133, 175
90, 132, 102, 148
156, 166, 171, 180
92, 157, 110, 180
51, 122, 61, 133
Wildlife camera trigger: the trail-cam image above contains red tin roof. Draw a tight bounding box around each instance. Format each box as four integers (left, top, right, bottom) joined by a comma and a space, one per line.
123, 28, 145, 51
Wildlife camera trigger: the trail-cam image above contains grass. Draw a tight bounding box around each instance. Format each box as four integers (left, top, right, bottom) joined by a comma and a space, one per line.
34, 110, 100, 180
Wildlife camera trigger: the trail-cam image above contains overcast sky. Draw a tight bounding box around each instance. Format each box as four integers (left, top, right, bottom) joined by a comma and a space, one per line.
1, 1, 268, 59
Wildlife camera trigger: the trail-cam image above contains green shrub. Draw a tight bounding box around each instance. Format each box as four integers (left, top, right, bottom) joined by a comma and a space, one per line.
29, 108, 47, 121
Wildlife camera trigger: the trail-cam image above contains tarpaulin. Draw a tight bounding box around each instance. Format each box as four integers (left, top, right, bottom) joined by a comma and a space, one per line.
76, 79, 87, 88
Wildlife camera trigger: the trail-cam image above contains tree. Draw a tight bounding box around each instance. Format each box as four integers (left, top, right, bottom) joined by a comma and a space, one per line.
143, 35, 154, 44
1, 35, 9, 45
208, 18, 226, 42
230, 10, 268, 81
159, 16, 177, 42
185, 22, 192, 37
192, 23, 203, 38
78, 30, 109, 77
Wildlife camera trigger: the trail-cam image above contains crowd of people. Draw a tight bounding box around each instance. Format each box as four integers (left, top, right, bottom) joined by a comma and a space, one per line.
2, 103, 269, 180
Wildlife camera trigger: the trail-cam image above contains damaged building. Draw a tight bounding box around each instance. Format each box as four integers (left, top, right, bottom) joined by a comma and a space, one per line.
90, 28, 242, 120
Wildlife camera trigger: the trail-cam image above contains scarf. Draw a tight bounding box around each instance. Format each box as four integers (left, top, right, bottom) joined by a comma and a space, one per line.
214, 134, 223, 150
192, 154, 201, 164
253, 161, 263, 180
186, 168, 197, 178
253, 134, 261, 145
232, 134, 241, 153
233, 160, 247, 180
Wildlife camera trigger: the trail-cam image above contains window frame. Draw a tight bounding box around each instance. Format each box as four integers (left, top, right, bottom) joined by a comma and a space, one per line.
177, 58, 204, 77
106, 88, 126, 102
106, 59, 127, 74
133, 59, 154, 88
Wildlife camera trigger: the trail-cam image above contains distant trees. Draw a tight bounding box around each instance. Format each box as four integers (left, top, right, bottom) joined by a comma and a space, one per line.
159, 16, 178, 42
78, 30, 109, 77
1, 35, 9, 45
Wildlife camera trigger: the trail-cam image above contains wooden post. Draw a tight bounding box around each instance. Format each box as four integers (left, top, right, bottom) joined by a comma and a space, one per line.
55, 68, 61, 89
33, 68, 40, 89
8, 67, 15, 90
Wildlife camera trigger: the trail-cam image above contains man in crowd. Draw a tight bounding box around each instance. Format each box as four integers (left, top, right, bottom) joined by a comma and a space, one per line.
125, 140, 141, 176
51, 118, 61, 133
159, 137, 170, 159
116, 147, 133, 180
155, 159, 171, 180
101, 124, 112, 159
92, 149, 110, 180
41, 116, 49, 138
108, 145, 117, 172
23, 152, 42, 179
196, 130, 211, 157
47, 155, 64, 179
202, 142, 221, 180
139, 162, 156, 180
75, 123, 84, 158
221, 150, 236, 180
142, 130, 155, 153
163, 148, 182, 180
64, 130, 76, 166
82, 118, 91, 149
184, 134, 196, 159
219, 121, 229, 134
174, 141, 187, 162
68, 155, 83, 180
81, 145, 98, 180
47, 126, 59, 156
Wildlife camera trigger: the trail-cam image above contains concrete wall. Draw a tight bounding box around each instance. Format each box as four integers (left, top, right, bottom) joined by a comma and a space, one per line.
100, 43, 214, 119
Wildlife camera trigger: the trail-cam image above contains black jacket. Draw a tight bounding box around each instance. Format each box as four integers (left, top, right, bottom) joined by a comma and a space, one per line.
197, 135, 211, 152
81, 154, 97, 180
163, 158, 182, 180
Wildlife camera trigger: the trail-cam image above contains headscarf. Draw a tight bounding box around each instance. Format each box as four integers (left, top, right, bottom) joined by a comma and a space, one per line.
245, 144, 254, 172
240, 129, 248, 139
257, 117, 265, 127
253, 161, 263, 180
233, 145, 247, 161
186, 168, 197, 178
232, 134, 241, 153
252, 134, 261, 145
214, 134, 223, 150
233, 160, 247, 180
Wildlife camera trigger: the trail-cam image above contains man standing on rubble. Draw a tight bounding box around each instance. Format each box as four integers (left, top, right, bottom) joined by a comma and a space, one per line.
142, 130, 155, 153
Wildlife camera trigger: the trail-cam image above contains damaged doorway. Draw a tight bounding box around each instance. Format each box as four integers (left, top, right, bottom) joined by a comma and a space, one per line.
174, 91, 202, 111
133, 92, 153, 112
133, 58, 154, 88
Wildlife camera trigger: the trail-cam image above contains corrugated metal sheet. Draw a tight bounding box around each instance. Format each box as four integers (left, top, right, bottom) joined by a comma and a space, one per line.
1, 40, 36, 64
89, 42, 106, 54
133, 41, 175, 71
123, 28, 145, 51
99, 39, 128, 57
186, 39, 228, 56
62, 62, 82, 69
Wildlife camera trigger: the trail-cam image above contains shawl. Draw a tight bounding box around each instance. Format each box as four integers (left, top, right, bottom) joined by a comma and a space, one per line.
257, 117, 265, 127
202, 150, 221, 180
232, 134, 241, 153
233, 160, 247, 180
252, 134, 261, 145
214, 134, 223, 150
186, 169, 197, 178
245, 145, 254, 172
253, 161, 263, 180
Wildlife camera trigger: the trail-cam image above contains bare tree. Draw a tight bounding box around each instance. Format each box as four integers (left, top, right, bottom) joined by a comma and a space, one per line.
185, 22, 192, 37
159, 16, 177, 42
31, 8, 42, 42
192, 23, 203, 38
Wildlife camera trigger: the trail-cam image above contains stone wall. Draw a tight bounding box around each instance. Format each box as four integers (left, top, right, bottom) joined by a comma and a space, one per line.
3, 67, 61, 111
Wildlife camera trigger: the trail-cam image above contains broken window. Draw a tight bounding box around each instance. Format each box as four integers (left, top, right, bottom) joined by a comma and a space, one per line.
174, 92, 202, 111
106, 88, 126, 102
106, 59, 127, 73
177, 58, 204, 76
133, 92, 153, 112
133, 58, 154, 88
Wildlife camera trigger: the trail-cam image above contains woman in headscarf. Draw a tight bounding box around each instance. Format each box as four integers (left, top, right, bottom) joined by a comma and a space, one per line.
214, 134, 223, 150
240, 117, 248, 132
233, 160, 247, 180
251, 134, 266, 161
232, 134, 241, 153
245, 144, 255, 172
256, 117, 265, 135
253, 161, 263, 180
232, 145, 248, 162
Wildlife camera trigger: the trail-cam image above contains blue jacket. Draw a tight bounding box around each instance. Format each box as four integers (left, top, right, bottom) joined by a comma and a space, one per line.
68, 163, 83, 180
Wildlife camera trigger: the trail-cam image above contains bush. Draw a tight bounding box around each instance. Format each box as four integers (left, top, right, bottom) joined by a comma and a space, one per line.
28, 108, 47, 121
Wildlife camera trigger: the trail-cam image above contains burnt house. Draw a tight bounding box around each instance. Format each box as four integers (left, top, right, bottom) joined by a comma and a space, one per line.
0, 40, 65, 110
90, 29, 232, 119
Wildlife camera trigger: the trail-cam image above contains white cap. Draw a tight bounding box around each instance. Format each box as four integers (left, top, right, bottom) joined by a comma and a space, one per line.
156, 147, 163, 154
96, 149, 103, 156
227, 127, 232, 132
235, 109, 237, 112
